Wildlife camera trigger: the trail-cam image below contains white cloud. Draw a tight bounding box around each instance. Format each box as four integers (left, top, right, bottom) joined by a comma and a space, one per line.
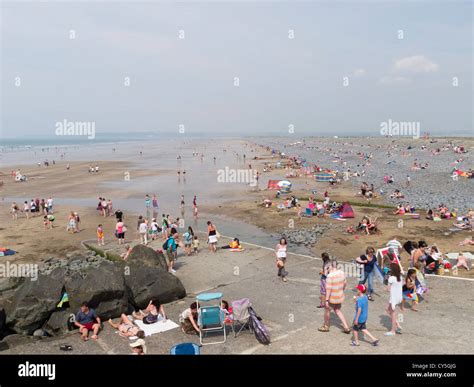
379, 76, 411, 85
353, 68, 366, 77
394, 55, 439, 73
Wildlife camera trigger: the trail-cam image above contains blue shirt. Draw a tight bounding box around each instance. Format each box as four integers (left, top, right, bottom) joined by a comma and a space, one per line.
76, 308, 97, 324
360, 254, 376, 273
167, 237, 177, 252
354, 295, 368, 324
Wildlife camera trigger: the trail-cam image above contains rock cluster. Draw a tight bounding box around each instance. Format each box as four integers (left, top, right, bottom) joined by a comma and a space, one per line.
282, 224, 334, 246
0, 245, 186, 338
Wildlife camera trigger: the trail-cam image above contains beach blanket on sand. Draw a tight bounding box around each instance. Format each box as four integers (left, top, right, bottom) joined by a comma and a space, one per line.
131, 319, 179, 338
446, 252, 474, 260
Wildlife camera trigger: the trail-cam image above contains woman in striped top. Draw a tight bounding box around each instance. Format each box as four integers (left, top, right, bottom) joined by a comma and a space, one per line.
319, 260, 351, 334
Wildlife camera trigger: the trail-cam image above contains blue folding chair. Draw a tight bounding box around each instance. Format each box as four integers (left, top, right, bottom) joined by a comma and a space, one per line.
196, 292, 227, 345
170, 342, 201, 355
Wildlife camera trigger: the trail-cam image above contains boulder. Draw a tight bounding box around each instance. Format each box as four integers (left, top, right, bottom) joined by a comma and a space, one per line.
43, 310, 75, 336
127, 244, 168, 270
64, 260, 128, 319
4, 268, 66, 335
3, 246, 186, 338
124, 262, 186, 310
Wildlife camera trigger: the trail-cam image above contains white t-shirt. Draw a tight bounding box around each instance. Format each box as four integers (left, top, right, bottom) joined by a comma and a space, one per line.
151, 222, 159, 231
180, 308, 193, 321
276, 245, 287, 258
139, 223, 148, 233
387, 239, 402, 251
47, 198, 53, 207
388, 275, 403, 308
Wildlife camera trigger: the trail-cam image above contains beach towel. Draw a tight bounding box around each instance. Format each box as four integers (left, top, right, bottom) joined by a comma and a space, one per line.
133, 319, 179, 338
229, 248, 245, 252
446, 252, 473, 260
0, 249, 16, 256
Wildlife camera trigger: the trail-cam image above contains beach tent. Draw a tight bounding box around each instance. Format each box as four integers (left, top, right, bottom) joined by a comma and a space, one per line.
315, 172, 335, 182
330, 203, 354, 219
277, 180, 292, 193
267, 180, 281, 190
340, 203, 354, 218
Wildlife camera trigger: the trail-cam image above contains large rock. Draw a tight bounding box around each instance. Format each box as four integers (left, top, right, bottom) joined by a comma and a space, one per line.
3, 246, 186, 337
124, 262, 186, 310
64, 260, 128, 319
43, 310, 75, 336
4, 268, 66, 335
127, 244, 168, 270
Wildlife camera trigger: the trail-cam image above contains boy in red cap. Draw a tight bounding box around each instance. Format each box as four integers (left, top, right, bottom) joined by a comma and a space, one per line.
352, 284, 379, 346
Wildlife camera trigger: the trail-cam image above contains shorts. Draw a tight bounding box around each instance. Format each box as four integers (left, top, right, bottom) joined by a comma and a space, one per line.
167, 250, 176, 261
116, 232, 125, 239
353, 322, 367, 331
82, 322, 96, 331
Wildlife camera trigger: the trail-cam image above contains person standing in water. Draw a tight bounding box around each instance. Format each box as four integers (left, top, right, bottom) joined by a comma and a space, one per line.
145, 194, 151, 209
193, 195, 198, 217
152, 194, 158, 210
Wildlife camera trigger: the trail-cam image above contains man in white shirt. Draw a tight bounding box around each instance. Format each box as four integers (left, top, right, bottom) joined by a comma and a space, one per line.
386, 237, 403, 255
47, 197, 54, 214
139, 221, 148, 245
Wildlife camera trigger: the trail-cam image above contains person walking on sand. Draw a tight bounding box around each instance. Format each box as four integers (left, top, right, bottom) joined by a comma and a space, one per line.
207, 221, 218, 253
11, 202, 19, 220
385, 263, 404, 336
115, 220, 126, 245
23, 201, 30, 219
74, 212, 81, 232
67, 212, 76, 233
275, 237, 289, 282
319, 259, 351, 334
97, 224, 105, 246
139, 219, 148, 245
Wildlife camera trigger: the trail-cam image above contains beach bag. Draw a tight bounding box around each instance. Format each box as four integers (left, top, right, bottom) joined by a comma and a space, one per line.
216, 231, 221, 240
248, 306, 270, 345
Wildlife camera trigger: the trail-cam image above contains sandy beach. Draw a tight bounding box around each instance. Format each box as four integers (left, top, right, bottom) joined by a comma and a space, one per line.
1, 135, 473, 355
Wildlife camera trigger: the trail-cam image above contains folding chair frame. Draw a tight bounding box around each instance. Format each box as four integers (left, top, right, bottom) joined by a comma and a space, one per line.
197, 294, 227, 346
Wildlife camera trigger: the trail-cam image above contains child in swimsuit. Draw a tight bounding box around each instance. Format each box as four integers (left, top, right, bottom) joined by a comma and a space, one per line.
97, 224, 105, 246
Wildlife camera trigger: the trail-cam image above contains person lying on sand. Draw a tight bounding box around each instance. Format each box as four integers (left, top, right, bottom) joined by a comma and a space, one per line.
108, 314, 145, 338
459, 237, 474, 246
453, 219, 472, 230
455, 252, 470, 271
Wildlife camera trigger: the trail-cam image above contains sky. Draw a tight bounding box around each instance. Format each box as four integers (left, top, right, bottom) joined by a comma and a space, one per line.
1, 0, 472, 139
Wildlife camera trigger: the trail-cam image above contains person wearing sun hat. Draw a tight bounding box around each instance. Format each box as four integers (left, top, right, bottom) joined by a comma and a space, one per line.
351, 284, 379, 347
130, 338, 147, 355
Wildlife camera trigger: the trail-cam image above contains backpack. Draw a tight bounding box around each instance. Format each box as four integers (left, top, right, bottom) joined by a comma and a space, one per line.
248, 306, 270, 345
162, 237, 172, 251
